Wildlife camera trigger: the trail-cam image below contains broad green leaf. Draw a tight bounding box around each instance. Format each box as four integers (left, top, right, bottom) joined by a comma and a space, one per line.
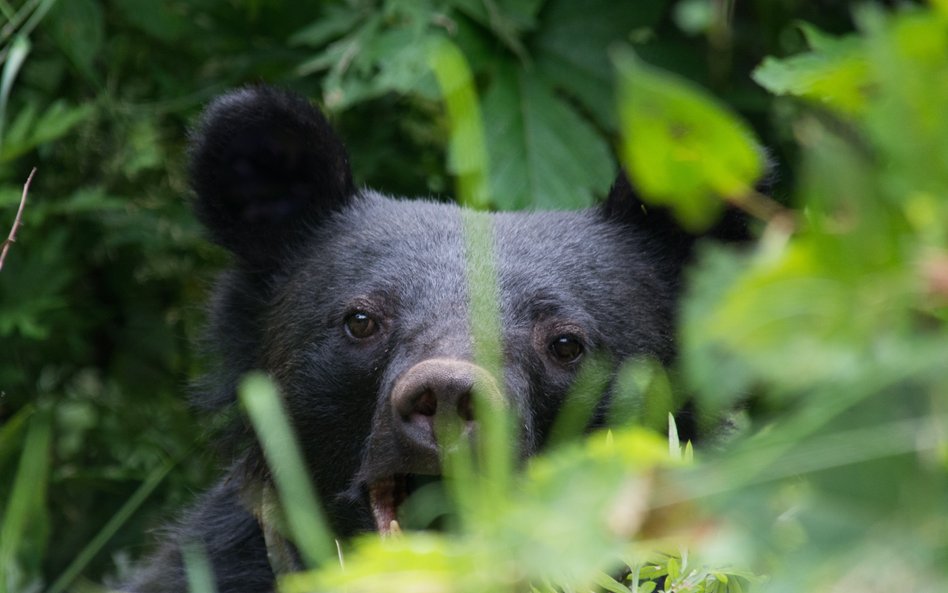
451, 0, 545, 33
752, 27, 870, 116
535, 0, 667, 129
616, 51, 763, 230
482, 66, 612, 209
450, 0, 544, 58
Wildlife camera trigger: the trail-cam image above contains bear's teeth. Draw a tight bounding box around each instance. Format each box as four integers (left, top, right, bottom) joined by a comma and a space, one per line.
369, 476, 408, 534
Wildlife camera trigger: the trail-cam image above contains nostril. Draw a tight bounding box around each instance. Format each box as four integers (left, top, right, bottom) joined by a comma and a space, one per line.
414, 390, 437, 417
457, 391, 473, 422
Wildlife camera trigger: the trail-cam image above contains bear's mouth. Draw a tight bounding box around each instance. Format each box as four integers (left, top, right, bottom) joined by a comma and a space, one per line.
367, 474, 440, 534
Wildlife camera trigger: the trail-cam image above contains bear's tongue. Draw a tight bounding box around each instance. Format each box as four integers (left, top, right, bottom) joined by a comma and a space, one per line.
368, 476, 406, 535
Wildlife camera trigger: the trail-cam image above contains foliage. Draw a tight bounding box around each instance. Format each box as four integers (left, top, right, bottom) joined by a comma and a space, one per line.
1, 1, 946, 592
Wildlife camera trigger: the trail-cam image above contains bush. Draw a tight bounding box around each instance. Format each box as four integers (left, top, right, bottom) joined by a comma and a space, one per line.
1, 1, 944, 592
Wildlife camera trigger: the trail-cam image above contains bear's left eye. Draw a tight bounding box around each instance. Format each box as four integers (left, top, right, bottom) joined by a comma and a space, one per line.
345, 311, 379, 339
549, 334, 584, 364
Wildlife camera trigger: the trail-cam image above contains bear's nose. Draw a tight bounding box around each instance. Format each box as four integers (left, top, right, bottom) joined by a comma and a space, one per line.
390, 358, 503, 456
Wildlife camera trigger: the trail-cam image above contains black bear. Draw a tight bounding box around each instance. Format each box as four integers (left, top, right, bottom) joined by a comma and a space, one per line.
124, 86, 746, 592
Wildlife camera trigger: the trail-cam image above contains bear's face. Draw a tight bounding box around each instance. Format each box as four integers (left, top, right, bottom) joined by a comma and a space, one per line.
190, 87, 688, 536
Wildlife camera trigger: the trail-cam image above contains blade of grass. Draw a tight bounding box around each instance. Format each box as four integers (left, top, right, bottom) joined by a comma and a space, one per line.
429, 38, 490, 209
0, 404, 32, 475
182, 541, 218, 593
239, 372, 335, 567
46, 457, 176, 593
0, 409, 51, 593
1, 0, 39, 42
461, 210, 515, 516
0, 34, 29, 150
430, 37, 515, 526
546, 355, 612, 448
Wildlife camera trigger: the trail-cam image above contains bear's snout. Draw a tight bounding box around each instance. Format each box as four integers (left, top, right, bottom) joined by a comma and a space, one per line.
390, 358, 504, 456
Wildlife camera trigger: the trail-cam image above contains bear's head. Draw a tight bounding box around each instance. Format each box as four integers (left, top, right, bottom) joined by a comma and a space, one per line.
189, 86, 742, 537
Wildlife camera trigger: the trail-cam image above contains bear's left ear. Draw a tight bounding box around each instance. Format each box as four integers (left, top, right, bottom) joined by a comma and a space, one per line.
189, 86, 355, 267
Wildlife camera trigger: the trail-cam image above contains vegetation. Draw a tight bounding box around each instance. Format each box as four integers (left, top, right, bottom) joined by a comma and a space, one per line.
1, 1, 946, 592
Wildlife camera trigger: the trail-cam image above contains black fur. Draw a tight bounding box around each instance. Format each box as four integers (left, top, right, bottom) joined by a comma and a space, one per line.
125, 86, 750, 593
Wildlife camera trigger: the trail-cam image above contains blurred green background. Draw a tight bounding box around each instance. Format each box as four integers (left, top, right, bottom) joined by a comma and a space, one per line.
2, 1, 946, 592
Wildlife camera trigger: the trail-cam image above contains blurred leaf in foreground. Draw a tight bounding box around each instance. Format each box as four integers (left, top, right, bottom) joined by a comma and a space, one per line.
280, 428, 675, 593
752, 23, 870, 116
615, 50, 764, 230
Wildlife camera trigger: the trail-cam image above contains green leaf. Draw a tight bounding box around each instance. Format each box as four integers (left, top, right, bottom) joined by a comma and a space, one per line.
290, 3, 364, 47
0, 101, 94, 162
595, 571, 633, 593
638, 581, 657, 593
299, 8, 439, 110
667, 556, 681, 582
534, 0, 666, 129
482, 66, 613, 209
450, 0, 544, 58
45, 0, 104, 81
668, 412, 680, 459
752, 32, 870, 116
615, 50, 763, 230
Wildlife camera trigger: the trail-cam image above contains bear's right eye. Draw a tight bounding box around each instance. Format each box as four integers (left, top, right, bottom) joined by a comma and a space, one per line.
549, 334, 584, 365
345, 311, 379, 339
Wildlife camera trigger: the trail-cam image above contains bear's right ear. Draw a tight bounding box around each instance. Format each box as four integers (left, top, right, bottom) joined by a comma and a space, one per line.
602, 169, 751, 260
189, 86, 354, 267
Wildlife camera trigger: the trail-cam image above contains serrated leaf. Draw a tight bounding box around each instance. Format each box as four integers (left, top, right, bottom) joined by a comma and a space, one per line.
616, 51, 763, 230
450, 0, 543, 58
482, 67, 612, 209
535, 0, 666, 129
299, 8, 439, 110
